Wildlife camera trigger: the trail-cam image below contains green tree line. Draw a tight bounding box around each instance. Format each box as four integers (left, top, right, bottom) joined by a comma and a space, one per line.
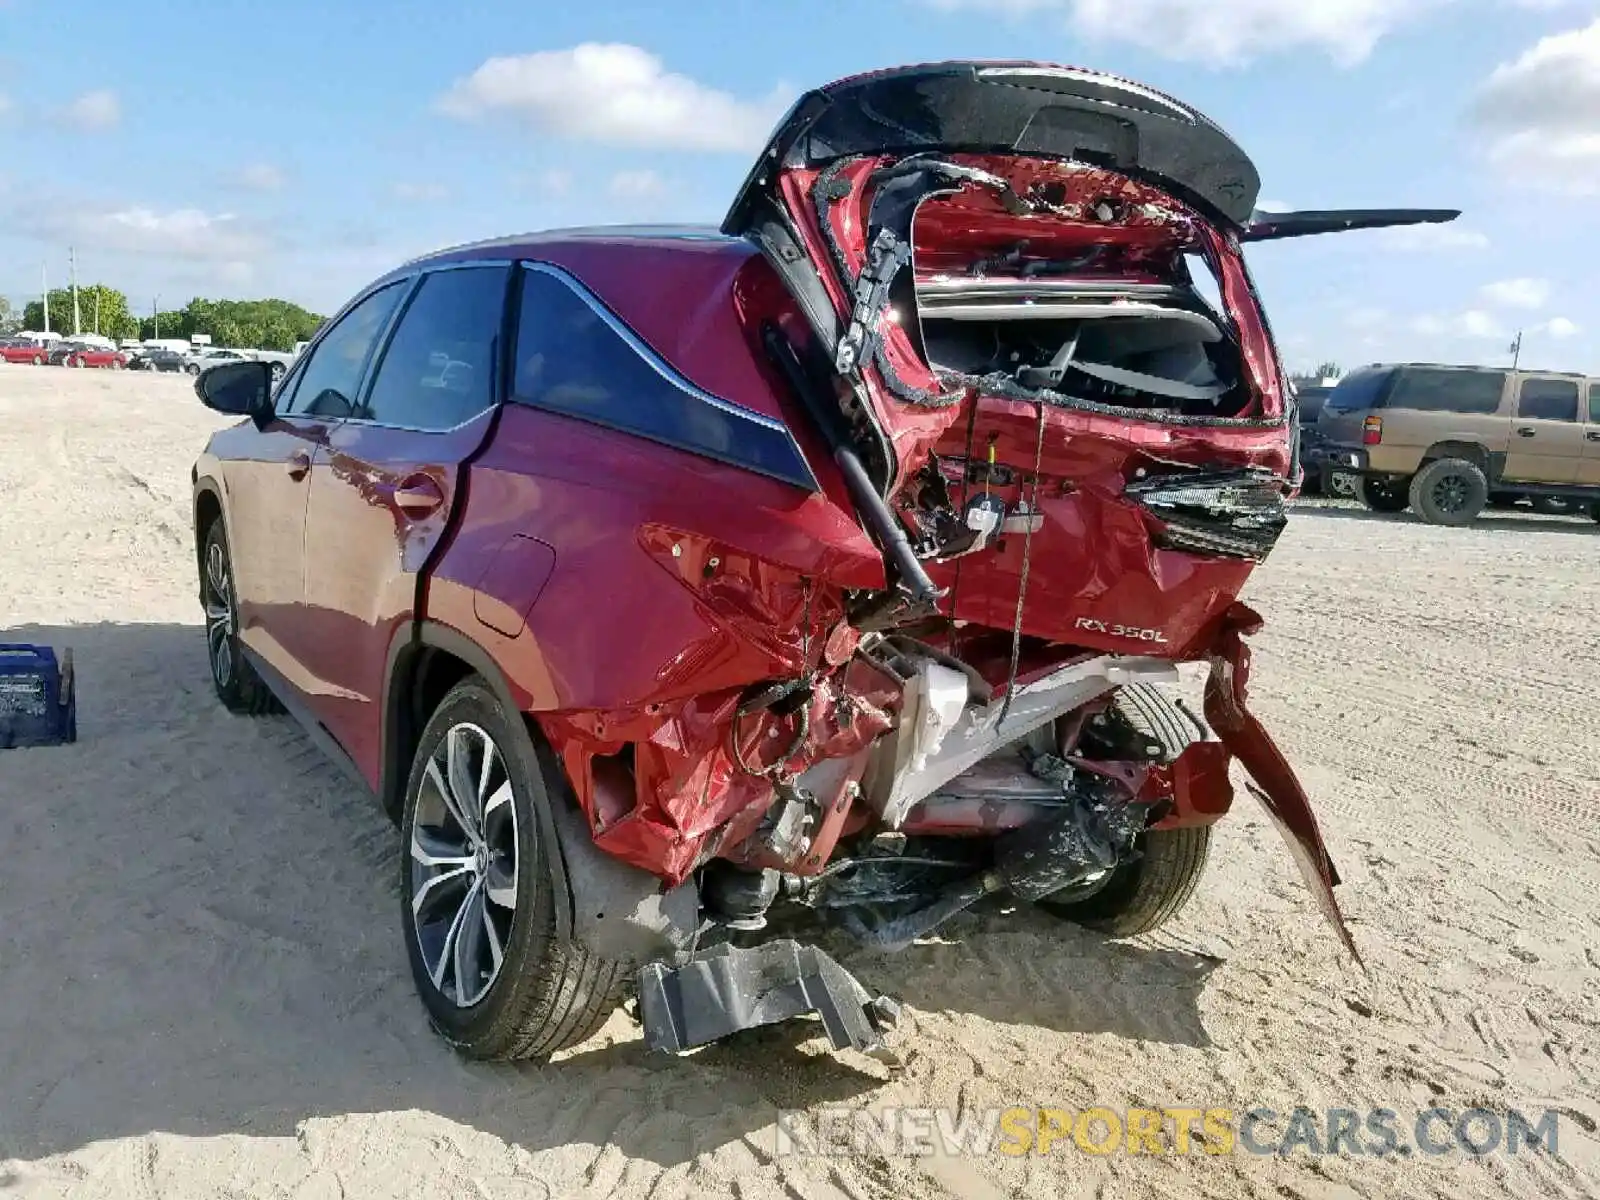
1, 285, 324, 352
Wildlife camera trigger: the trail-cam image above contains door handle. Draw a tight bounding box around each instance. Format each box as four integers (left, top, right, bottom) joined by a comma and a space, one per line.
1516, 427, 1537, 438
287, 450, 312, 479
391, 475, 445, 516
1587, 431, 1600, 442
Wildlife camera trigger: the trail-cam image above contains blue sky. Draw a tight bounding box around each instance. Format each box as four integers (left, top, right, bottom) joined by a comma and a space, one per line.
3, 0, 1597, 373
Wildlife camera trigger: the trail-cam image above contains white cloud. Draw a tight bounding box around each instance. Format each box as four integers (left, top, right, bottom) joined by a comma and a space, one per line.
607, 169, 666, 199
1470, 18, 1600, 193
920, 0, 1451, 65
1541, 316, 1580, 338
13, 198, 269, 262
231, 163, 287, 192
1412, 309, 1508, 339
392, 181, 450, 202
1479, 277, 1550, 309
59, 89, 120, 132
1345, 306, 1389, 330
1375, 222, 1490, 251
1255, 198, 1294, 212
436, 43, 789, 152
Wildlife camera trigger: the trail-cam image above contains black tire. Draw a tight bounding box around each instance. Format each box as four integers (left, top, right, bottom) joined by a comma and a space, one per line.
1037, 684, 1213, 936
200, 519, 283, 714
1409, 457, 1488, 527
269, 362, 286, 383
1589, 501, 1600, 524
400, 678, 626, 1061
1358, 476, 1410, 514
185, 362, 201, 376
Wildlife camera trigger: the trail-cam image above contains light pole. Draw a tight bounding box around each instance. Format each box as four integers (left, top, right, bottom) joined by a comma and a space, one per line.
1509, 330, 1523, 371
69, 246, 81, 336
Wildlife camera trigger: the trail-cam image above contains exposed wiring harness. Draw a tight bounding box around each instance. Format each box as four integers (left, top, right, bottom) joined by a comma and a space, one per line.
997, 399, 1048, 728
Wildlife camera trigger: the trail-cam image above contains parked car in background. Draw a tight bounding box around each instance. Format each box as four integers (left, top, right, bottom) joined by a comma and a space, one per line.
248, 349, 295, 382
133, 348, 190, 373
1317, 362, 1600, 525
1294, 378, 1339, 495
47, 340, 128, 369
0, 337, 52, 365
184, 347, 249, 376
189, 60, 1455, 1064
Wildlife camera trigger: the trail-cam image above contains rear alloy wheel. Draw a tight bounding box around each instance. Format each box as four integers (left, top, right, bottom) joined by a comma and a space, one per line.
269, 362, 286, 383
1358, 476, 1411, 514
31, 355, 43, 366
1409, 458, 1488, 527
1037, 683, 1213, 937
200, 520, 283, 715
186, 362, 201, 376
401, 678, 627, 1061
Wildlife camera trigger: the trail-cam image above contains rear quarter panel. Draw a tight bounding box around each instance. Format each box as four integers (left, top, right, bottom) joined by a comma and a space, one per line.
424, 405, 883, 715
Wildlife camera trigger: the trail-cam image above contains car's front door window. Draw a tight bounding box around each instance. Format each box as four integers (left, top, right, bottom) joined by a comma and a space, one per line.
281, 281, 408, 418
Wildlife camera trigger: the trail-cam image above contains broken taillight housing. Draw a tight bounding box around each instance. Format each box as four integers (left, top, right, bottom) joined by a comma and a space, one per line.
1124, 468, 1289, 562
1362, 416, 1383, 445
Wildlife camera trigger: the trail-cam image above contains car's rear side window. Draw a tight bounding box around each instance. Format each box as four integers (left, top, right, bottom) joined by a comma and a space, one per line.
509, 264, 816, 489
281, 281, 407, 418
1589, 383, 1600, 424
1324, 369, 1391, 413
1386, 368, 1505, 415
1517, 377, 1579, 422
361, 265, 508, 431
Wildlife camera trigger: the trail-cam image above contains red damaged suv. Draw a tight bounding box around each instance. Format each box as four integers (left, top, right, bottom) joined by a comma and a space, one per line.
191, 62, 1453, 1063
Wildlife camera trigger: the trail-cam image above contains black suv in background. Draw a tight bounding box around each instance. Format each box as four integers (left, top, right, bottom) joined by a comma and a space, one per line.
1295, 380, 1338, 495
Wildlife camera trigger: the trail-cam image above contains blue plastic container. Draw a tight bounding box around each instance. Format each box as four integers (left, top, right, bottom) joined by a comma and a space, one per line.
0, 645, 77, 749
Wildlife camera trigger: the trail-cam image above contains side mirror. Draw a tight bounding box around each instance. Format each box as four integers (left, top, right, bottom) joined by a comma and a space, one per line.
195, 360, 274, 429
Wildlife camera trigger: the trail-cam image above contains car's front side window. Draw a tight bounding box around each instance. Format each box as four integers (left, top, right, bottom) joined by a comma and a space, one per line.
281, 280, 408, 418
360, 265, 508, 430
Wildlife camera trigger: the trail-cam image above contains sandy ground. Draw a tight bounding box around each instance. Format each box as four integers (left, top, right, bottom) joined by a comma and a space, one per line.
0, 366, 1596, 1200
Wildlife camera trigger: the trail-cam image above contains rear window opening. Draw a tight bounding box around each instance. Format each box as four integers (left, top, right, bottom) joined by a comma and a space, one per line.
1324, 368, 1393, 413
800, 154, 1280, 427
910, 236, 1252, 420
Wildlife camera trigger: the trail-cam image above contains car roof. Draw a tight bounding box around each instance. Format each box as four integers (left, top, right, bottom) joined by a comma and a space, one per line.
1359, 361, 1591, 381
395, 224, 747, 274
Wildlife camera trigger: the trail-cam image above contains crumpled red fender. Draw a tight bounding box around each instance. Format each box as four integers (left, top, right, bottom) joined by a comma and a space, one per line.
1204, 602, 1364, 968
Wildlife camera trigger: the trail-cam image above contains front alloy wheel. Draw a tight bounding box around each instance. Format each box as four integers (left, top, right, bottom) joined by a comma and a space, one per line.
408, 723, 519, 1008
199, 520, 281, 715
203, 534, 236, 691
